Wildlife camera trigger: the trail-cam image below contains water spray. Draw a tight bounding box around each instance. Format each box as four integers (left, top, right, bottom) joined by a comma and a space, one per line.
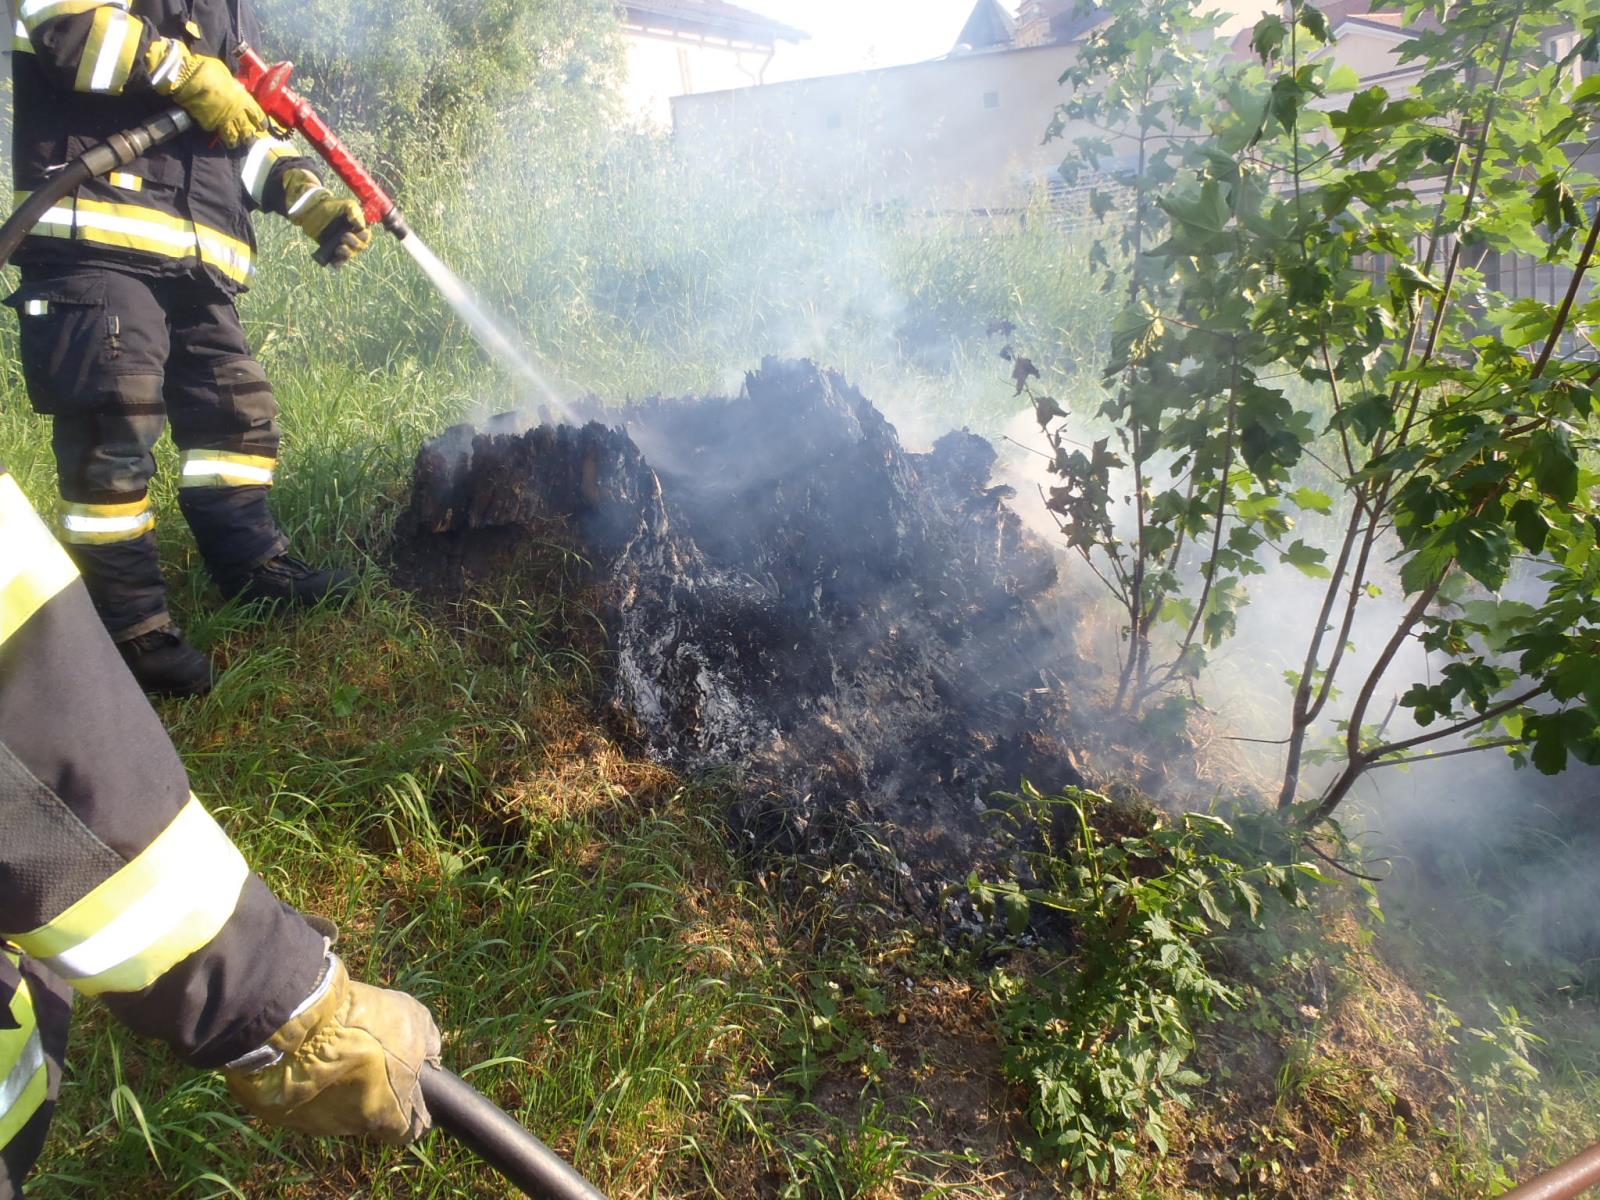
233, 46, 570, 414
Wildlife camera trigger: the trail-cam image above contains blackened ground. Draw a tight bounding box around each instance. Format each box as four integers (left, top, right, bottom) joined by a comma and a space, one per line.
398, 359, 1084, 922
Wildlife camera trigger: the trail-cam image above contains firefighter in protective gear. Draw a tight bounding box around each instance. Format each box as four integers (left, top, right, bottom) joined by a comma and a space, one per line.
0, 461, 441, 1196
7, 0, 371, 697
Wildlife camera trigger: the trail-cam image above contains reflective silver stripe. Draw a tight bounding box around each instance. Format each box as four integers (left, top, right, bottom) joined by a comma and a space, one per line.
59, 511, 152, 536
181, 457, 273, 484
18, 0, 126, 26
21, 194, 255, 285
87, 7, 132, 91
241, 139, 295, 205
23, 300, 47, 317
68, 207, 198, 252
49, 850, 247, 981
194, 226, 254, 282
0, 1030, 45, 1120
286, 184, 327, 217
222, 951, 339, 1074
31, 205, 76, 238
148, 38, 184, 89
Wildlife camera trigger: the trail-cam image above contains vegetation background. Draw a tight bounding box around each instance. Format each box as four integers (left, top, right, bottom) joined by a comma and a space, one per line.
0, 0, 1597, 1195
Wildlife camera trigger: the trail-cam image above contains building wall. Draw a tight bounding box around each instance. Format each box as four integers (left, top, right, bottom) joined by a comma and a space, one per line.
671, 43, 1098, 212
623, 31, 788, 128
1318, 24, 1418, 89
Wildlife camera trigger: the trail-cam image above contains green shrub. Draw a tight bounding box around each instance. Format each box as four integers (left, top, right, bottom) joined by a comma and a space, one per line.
975, 786, 1318, 1183
251, 0, 621, 160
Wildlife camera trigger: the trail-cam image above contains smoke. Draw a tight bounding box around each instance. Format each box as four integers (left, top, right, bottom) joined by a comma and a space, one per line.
262, 0, 1600, 986
995, 394, 1600, 984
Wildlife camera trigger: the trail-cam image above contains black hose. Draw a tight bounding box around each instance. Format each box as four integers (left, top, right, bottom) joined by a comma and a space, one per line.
0, 108, 192, 269
422, 1067, 608, 1200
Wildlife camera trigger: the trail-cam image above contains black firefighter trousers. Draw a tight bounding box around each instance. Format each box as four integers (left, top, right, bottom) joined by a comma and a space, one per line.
7, 266, 290, 641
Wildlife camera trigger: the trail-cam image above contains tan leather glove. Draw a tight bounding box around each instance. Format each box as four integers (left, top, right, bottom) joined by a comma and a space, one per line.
145, 39, 267, 148
223, 955, 442, 1146
281, 168, 374, 267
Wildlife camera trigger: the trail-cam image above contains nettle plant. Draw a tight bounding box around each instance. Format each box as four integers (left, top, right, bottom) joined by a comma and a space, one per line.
1029, 0, 1600, 821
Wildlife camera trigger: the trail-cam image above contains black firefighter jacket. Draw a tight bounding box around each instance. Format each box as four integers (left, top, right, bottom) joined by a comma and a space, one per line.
10, 0, 316, 292
0, 460, 326, 1191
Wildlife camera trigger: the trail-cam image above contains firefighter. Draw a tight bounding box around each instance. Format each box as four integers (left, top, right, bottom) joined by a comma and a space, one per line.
7, 0, 374, 697
0, 459, 441, 1196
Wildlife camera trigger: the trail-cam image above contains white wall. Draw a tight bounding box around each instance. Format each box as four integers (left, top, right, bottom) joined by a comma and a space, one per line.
623, 32, 793, 129
671, 43, 1094, 212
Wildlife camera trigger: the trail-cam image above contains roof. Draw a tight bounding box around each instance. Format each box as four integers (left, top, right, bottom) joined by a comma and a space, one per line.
623, 1, 808, 45
1228, 3, 1431, 60
1322, 2, 1441, 35
1345, 10, 1405, 25
954, 0, 1017, 51
1015, 0, 1104, 45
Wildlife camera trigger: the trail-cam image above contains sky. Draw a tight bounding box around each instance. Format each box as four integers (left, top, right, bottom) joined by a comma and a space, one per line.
749, 0, 1002, 82
739, 0, 1266, 84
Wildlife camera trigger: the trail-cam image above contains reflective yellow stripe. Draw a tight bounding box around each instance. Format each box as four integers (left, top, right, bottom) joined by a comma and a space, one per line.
11, 192, 255, 286
7, 796, 250, 998
194, 225, 254, 284
179, 451, 276, 489
0, 974, 48, 1151
0, 474, 78, 649
57, 497, 154, 545
107, 172, 142, 193
18, 0, 126, 33
74, 5, 141, 94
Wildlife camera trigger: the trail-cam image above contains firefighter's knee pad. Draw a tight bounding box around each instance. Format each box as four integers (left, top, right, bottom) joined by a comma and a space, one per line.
171, 357, 281, 461
48, 378, 167, 508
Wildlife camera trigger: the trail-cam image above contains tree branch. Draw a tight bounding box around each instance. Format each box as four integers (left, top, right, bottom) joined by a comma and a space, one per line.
1368, 685, 1545, 760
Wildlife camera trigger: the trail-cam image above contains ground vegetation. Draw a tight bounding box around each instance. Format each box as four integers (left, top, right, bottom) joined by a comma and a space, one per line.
0, 0, 1598, 1195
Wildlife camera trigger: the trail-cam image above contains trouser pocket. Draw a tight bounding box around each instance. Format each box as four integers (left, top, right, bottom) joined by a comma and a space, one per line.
5, 274, 117, 415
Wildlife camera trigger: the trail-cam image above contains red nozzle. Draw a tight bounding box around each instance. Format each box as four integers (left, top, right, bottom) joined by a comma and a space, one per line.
235, 44, 398, 228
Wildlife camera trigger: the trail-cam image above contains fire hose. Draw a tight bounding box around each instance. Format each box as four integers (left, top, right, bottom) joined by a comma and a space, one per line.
0, 55, 608, 1200
1498, 1141, 1600, 1200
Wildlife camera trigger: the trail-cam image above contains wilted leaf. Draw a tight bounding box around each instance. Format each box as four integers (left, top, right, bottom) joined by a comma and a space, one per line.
1012, 356, 1041, 394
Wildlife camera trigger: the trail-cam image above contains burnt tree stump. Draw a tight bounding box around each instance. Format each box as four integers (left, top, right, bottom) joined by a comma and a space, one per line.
399, 358, 1084, 922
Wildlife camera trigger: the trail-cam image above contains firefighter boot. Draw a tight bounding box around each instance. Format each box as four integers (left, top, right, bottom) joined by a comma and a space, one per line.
219, 553, 357, 607
118, 623, 216, 697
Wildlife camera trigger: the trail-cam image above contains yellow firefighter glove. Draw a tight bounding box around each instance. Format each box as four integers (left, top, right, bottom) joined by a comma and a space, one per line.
144, 39, 267, 149
222, 955, 442, 1146
280, 168, 374, 267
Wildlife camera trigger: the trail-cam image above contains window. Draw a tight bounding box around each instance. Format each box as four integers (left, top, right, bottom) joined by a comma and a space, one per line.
983, 91, 1001, 109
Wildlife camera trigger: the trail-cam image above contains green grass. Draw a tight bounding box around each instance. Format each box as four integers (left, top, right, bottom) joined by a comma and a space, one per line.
3, 133, 1600, 1199
0, 158, 1071, 1195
